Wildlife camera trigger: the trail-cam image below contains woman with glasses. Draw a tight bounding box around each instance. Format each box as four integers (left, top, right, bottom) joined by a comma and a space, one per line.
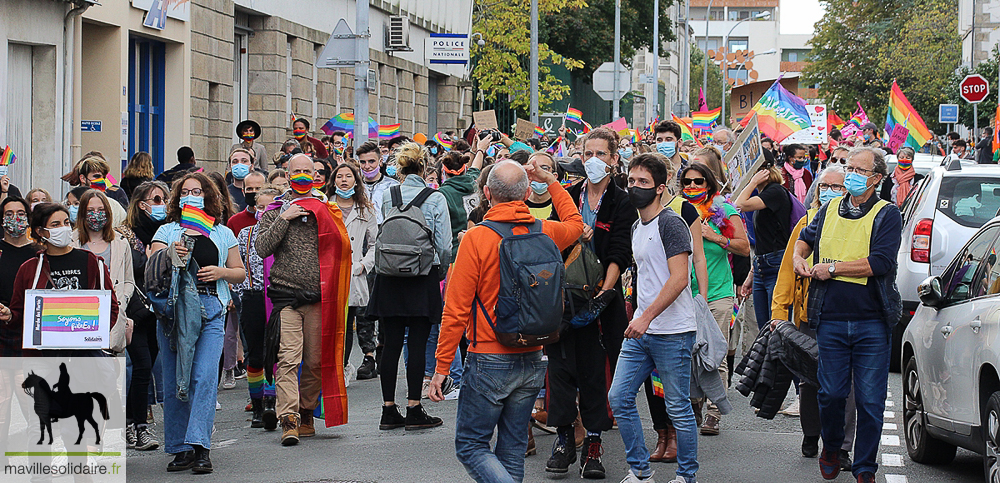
525, 151, 559, 219
880, 147, 923, 207
148, 172, 245, 474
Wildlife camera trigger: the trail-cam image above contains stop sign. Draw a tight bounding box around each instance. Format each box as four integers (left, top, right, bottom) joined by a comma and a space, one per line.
960, 74, 990, 103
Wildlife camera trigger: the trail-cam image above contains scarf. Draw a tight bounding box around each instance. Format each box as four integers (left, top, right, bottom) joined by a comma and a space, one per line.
784, 164, 808, 203
690, 194, 736, 239
892, 166, 916, 208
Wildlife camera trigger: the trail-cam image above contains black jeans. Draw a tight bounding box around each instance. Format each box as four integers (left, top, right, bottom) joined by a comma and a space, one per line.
380, 316, 432, 402
545, 322, 613, 432
345, 306, 378, 363
240, 290, 267, 371
126, 326, 152, 425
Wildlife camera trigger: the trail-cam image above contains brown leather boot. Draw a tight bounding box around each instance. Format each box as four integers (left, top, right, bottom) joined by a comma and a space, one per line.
525, 426, 536, 457
649, 428, 670, 462
280, 413, 300, 446
298, 409, 315, 437
662, 425, 677, 462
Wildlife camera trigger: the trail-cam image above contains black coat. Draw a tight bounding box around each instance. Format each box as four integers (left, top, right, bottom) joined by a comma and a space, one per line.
735, 325, 795, 419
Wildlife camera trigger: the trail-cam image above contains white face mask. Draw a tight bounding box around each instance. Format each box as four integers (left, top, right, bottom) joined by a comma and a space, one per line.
44, 225, 73, 248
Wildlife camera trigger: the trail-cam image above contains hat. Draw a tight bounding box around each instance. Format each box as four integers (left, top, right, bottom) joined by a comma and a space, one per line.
236, 120, 262, 139
413, 133, 428, 144
557, 157, 586, 177
861, 122, 878, 132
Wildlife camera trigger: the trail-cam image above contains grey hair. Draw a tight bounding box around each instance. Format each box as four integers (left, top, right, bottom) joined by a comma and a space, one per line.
712, 127, 735, 143
896, 146, 915, 160
847, 146, 887, 177
486, 160, 529, 203
817, 164, 846, 180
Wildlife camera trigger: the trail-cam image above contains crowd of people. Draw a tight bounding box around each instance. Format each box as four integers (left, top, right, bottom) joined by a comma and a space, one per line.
0, 113, 929, 483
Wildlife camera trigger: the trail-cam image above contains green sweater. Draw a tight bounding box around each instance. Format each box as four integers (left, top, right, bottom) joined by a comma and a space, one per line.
438, 167, 480, 263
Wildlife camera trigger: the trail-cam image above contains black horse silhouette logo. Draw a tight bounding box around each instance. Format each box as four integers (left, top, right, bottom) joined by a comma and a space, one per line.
21, 363, 110, 445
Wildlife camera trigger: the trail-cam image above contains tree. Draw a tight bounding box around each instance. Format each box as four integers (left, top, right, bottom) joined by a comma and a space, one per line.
472, 0, 587, 112
689, 46, 725, 111
947, 44, 1000, 130
540, 0, 675, 78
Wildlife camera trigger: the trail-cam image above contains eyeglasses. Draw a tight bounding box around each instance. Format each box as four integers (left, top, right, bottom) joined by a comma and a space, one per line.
818, 183, 845, 191
845, 166, 875, 176
144, 195, 165, 204
681, 177, 706, 186
583, 150, 610, 158
179, 188, 204, 197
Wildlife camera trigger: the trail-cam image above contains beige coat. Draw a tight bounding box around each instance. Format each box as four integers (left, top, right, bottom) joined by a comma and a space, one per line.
72, 230, 135, 349
341, 201, 378, 307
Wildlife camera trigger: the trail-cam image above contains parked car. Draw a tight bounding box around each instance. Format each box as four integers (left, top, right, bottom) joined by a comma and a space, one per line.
892, 161, 1000, 371
901, 215, 1000, 480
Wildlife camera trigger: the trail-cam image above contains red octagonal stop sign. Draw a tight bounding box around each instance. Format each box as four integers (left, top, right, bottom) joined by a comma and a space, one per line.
960, 74, 990, 103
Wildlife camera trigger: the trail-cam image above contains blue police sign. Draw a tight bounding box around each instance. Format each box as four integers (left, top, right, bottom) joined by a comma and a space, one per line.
939, 104, 959, 124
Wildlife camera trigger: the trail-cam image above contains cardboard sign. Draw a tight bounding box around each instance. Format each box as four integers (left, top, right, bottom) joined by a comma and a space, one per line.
723, 114, 766, 195
781, 104, 828, 145
887, 124, 910, 151
22, 290, 113, 350
602, 117, 629, 133
472, 110, 499, 131
514, 118, 536, 141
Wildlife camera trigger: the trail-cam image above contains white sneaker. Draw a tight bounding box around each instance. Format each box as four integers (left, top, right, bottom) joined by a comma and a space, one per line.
444, 388, 460, 401
222, 369, 237, 390
619, 469, 655, 482
780, 395, 800, 417
421, 379, 431, 399
344, 363, 356, 388
667, 476, 691, 483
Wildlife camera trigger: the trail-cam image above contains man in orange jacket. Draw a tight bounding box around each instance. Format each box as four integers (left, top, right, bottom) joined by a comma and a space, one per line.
429, 157, 583, 482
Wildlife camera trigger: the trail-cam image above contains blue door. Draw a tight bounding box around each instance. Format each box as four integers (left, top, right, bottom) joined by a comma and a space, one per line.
128, 37, 165, 173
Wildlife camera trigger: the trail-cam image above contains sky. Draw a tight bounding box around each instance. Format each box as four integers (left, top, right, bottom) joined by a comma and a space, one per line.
781, 0, 826, 35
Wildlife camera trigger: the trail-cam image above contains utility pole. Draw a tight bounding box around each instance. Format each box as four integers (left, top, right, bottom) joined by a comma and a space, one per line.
613, 0, 621, 119
649, 0, 659, 124
354, 0, 370, 149
702, 0, 714, 105
530, 0, 539, 125
682, 0, 690, 116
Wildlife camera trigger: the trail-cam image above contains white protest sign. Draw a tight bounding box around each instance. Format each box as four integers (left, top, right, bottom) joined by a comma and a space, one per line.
22, 290, 113, 349
781, 104, 828, 145
724, 114, 766, 196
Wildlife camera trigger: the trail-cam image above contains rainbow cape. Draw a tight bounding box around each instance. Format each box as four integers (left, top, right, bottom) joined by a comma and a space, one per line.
672, 114, 703, 147
885, 80, 932, 149
180, 205, 215, 237
0, 146, 15, 166
738, 78, 811, 143
320, 113, 379, 139
378, 123, 401, 139
692, 108, 721, 131
566, 107, 583, 124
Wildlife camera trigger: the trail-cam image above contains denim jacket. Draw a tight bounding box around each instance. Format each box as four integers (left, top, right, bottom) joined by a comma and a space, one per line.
380, 174, 452, 267
152, 222, 238, 307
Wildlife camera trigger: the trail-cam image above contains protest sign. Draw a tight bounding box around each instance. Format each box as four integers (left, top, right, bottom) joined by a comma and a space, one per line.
22, 290, 113, 350
472, 110, 499, 131
514, 119, 536, 141
781, 104, 828, 145
887, 124, 910, 152
724, 114, 766, 195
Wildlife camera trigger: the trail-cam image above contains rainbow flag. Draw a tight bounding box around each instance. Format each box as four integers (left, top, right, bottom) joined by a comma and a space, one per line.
581, 120, 592, 134
885, 80, 933, 149
993, 105, 1000, 154
378, 123, 401, 139
39, 296, 101, 332
840, 102, 870, 138
534, 125, 545, 137
90, 178, 110, 192
672, 114, 702, 147
566, 107, 583, 124
648, 116, 660, 134
738, 78, 811, 143
320, 113, 379, 139
180, 204, 215, 237
0, 146, 15, 166
546, 136, 565, 156
651, 369, 664, 398
433, 132, 453, 151
692, 108, 721, 131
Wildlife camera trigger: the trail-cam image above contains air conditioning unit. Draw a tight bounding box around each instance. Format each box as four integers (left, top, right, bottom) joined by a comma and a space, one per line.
385, 16, 412, 52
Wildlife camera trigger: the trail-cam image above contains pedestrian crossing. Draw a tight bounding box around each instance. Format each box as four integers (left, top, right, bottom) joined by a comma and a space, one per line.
880, 390, 908, 483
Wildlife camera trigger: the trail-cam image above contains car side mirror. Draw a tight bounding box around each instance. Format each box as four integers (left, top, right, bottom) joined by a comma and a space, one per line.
917, 275, 944, 307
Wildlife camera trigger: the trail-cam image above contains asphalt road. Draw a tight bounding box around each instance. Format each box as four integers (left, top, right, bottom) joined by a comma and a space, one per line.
119, 351, 988, 483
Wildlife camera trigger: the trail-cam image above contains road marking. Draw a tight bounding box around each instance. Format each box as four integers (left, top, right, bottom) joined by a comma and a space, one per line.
884, 410, 896, 419
885, 475, 908, 483
881, 434, 900, 446
882, 453, 904, 466
883, 422, 898, 431
887, 391, 893, 398
214, 439, 238, 449
886, 400, 895, 407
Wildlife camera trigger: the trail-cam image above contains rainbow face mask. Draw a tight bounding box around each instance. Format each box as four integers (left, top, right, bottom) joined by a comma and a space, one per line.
290, 173, 314, 194
90, 177, 109, 192
681, 187, 709, 205
241, 133, 256, 142
897, 158, 913, 170
293, 128, 307, 140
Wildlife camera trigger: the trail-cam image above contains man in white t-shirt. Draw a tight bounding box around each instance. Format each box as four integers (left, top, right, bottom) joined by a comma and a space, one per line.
608, 153, 699, 483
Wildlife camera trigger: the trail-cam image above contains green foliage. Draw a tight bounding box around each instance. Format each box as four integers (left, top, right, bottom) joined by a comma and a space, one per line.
689, 46, 725, 110
947, 45, 1000, 129
803, 0, 960, 133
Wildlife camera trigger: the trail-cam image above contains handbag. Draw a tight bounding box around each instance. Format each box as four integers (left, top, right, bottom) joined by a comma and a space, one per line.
563, 243, 605, 328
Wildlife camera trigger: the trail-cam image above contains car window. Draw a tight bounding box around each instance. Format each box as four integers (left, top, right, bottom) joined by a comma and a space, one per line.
941, 226, 1000, 304
901, 175, 929, 222
937, 177, 1000, 228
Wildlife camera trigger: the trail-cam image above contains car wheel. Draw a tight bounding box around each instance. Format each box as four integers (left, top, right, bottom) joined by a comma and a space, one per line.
903, 357, 957, 464
983, 392, 1000, 483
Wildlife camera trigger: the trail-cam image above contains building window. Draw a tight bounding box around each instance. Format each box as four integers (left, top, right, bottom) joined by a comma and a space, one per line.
698, 38, 721, 53
728, 38, 748, 52
727, 69, 749, 82
691, 7, 724, 21
782, 49, 811, 62
128, 37, 166, 173
728, 10, 750, 21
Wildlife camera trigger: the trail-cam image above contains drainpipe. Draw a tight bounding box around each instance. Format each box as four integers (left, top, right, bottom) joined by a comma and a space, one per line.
63, 1, 90, 193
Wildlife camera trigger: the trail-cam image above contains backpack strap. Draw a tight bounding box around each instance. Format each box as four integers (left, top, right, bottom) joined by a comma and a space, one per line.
479, 220, 542, 238
471, 294, 498, 347
390, 185, 403, 209
405, 187, 435, 211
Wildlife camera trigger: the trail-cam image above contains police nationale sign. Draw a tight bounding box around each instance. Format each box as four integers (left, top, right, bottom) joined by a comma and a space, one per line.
426, 34, 469, 65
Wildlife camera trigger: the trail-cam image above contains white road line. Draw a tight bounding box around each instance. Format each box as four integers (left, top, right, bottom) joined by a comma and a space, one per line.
887, 391, 893, 398
884, 410, 896, 419
885, 400, 895, 407
882, 453, 904, 467
881, 434, 901, 446
883, 422, 898, 431
885, 475, 908, 483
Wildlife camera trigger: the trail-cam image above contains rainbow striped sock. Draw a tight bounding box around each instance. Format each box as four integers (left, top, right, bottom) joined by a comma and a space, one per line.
247, 368, 264, 399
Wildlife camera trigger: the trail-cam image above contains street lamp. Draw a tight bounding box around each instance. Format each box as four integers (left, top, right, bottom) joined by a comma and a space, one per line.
469, 33, 485, 110
720, 11, 771, 125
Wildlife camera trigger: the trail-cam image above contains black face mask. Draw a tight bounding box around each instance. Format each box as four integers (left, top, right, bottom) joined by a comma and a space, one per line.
245, 192, 257, 208
628, 186, 658, 209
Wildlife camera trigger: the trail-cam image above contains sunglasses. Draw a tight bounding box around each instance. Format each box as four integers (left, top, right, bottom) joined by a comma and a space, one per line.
681, 177, 706, 186
144, 195, 165, 204
831, 157, 847, 164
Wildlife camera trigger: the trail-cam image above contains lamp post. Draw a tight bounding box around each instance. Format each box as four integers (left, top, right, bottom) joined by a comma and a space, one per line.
720, 11, 771, 126
470, 33, 485, 111
701, 0, 714, 103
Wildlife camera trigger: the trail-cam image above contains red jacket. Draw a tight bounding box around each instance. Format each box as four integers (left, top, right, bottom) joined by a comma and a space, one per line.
227, 209, 257, 237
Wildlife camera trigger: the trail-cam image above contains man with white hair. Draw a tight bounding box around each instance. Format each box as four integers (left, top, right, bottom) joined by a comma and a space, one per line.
428, 157, 584, 482
712, 127, 736, 155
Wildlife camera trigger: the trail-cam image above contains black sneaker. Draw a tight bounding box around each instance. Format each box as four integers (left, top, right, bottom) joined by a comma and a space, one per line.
802, 435, 819, 458
404, 404, 443, 430
167, 450, 195, 472
262, 395, 278, 431
125, 424, 135, 449
545, 437, 577, 473
134, 425, 159, 451
234, 363, 247, 380
579, 435, 606, 479
250, 398, 264, 428
379, 404, 406, 430
357, 355, 378, 380
839, 449, 852, 471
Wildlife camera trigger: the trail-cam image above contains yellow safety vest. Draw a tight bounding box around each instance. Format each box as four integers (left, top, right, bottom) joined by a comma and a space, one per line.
665, 195, 685, 214
818, 196, 890, 285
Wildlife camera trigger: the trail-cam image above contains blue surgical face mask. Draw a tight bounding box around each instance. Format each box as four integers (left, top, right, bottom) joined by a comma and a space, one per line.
656, 141, 676, 158
584, 156, 610, 184
180, 195, 205, 210
530, 181, 549, 195
843, 171, 871, 196
231, 163, 251, 180
386, 165, 398, 177
68, 205, 78, 223
430, 147, 438, 156
335, 187, 355, 199
818, 189, 841, 205
618, 147, 633, 160
714, 143, 728, 156
149, 204, 167, 221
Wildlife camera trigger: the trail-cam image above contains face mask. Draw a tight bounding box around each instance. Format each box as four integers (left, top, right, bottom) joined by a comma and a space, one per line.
628, 186, 658, 209
90, 177, 109, 192
293, 128, 307, 140
335, 187, 355, 199
68, 205, 79, 223
819, 189, 841, 205
313, 178, 326, 190
714, 143, 728, 156
231, 163, 251, 180
381, 154, 389, 162
361, 166, 380, 180
792, 160, 807, 169
863, 134, 872, 141
290, 173, 314, 195
3, 212, 28, 237
44, 225, 72, 248
681, 187, 710, 205
85, 210, 108, 232
241, 133, 255, 142
179, 195, 205, 210
385, 165, 398, 178
30, 202, 41, 211
584, 156, 610, 184
656, 141, 676, 158
430, 147, 438, 156
844, 171, 871, 196
427, 182, 439, 189
149, 204, 167, 221
897, 158, 913, 170
618, 147, 633, 160
245, 192, 257, 208
254, 209, 263, 221
530, 181, 549, 195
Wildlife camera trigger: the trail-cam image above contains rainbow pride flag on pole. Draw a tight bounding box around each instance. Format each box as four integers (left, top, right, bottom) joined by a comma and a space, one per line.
534, 125, 545, 137
320, 113, 379, 139
738, 78, 811, 143
180, 205, 215, 237
0, 146, 15, 166
692, 108, 721, 131
672, 114, 703, 147
566, 107, 583, 124
885, 80, 933, 149
378, 123, 401, 139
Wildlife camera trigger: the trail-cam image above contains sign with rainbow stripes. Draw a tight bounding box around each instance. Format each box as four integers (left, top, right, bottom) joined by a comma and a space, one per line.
23, 290, 112, 349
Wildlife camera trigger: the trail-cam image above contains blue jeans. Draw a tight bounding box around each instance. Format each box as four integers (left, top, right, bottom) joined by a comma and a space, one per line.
609, 332, 698, 481
815, 319, 890, 477
753, 250, 784, 329
455, 351, 546, 483
157, 294, 225, 453
424, 323, 463, 385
